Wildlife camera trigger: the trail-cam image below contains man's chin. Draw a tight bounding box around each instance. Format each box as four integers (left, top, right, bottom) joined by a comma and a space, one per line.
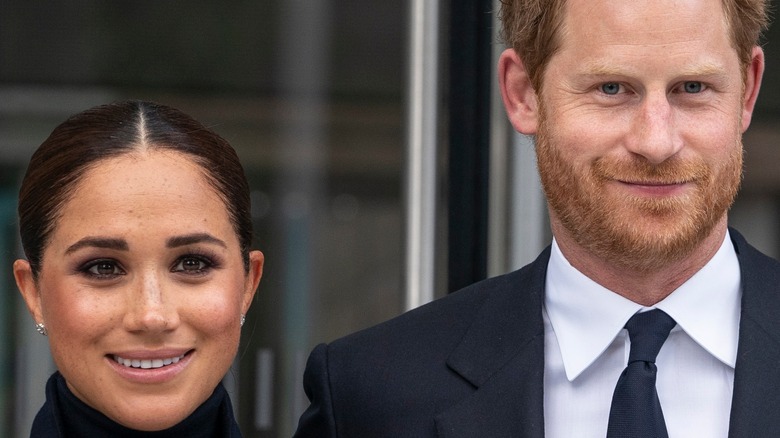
572, 209, 720, 272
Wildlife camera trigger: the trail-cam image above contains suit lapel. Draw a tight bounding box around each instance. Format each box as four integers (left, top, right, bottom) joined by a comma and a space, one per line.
729, 229, 780, 435
429, 229, 780, 436
435, 248, 550, 438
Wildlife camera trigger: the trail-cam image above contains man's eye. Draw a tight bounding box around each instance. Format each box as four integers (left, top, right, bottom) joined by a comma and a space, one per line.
600, 83, 622, 95
683, 81, 704, 93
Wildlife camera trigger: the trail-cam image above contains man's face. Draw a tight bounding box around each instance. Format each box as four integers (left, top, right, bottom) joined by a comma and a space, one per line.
535, 0, 756, 271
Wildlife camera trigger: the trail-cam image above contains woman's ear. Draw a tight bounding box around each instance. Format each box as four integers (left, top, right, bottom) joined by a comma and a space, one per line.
498, 48, 540, 135
14, 259, 44, 325
241, 250, 264, 315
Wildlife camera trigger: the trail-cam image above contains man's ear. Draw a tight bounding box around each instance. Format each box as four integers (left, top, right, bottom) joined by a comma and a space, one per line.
498, 48, 540, 135
740, 45, 765, 132
14, 259, 44, 325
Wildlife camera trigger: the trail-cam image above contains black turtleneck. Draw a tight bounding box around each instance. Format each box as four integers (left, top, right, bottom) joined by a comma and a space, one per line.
30, 372, 242, 437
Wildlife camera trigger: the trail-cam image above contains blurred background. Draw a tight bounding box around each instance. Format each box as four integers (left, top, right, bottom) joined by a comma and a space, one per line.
1, 1, 778, 437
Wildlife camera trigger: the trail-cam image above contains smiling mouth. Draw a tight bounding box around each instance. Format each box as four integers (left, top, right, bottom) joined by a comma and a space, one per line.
618, 179, 688, 186
112, 353, 187, 369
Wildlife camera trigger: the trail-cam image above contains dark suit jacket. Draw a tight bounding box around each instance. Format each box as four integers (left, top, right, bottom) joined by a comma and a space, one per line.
294, 229, 780, 437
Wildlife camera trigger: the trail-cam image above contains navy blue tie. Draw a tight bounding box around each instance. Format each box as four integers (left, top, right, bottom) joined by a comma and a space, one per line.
607, 309, 677, 438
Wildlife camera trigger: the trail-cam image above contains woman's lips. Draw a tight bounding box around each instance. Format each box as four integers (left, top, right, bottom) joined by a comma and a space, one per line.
106, 350, 193, 383
113, 353, 186, 369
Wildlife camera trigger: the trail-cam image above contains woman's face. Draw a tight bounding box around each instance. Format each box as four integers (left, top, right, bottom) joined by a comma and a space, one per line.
15, 150, 263, 431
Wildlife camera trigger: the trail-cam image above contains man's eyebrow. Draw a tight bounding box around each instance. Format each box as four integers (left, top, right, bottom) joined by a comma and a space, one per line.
65, 237, 129, 255
166, 233, 227, 249
579, 60, 727, 78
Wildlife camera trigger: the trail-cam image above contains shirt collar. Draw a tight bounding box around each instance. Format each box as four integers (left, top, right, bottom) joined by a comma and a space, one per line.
545, 231, 741, 381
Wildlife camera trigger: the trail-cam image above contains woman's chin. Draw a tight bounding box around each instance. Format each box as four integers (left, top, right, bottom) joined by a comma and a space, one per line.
109, 403, 198, 432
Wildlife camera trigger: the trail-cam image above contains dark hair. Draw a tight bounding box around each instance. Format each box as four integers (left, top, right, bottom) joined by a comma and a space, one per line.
18, 100, 253, 277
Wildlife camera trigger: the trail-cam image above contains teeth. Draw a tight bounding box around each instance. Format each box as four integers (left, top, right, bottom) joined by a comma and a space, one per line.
114, 354, 186, 369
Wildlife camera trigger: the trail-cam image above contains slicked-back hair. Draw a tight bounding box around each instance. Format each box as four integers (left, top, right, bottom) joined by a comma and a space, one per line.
18, 100, 253, 277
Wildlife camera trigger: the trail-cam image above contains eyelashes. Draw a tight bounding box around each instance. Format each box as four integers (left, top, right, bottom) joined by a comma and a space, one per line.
594, 81, 710, 97
75, 250, 223, 280
79, 259, 126, 279
170, 251, 222, 276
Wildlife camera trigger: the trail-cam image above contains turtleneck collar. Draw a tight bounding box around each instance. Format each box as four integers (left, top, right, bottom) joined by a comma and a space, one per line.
30, 372, 242, 437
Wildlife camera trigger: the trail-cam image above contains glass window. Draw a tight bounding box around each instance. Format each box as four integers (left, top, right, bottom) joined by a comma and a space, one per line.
1, 1, 405, 436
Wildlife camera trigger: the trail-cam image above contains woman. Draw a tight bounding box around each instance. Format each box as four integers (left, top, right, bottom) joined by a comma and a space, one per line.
13, 100, 264, 436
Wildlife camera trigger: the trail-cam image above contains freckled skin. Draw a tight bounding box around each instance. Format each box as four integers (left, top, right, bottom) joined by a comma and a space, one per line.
499, 0, 764, 303
15, 150, 263, 431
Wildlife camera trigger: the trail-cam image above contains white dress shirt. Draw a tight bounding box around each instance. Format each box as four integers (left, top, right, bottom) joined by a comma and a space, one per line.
543, 231, 741, 438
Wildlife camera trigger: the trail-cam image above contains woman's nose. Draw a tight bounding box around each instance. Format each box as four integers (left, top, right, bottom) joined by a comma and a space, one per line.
122, 274, 180, 333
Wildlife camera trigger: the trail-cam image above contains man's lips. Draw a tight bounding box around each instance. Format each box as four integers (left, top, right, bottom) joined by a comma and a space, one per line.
617, 178, 690, 186
616, 179, 691, 195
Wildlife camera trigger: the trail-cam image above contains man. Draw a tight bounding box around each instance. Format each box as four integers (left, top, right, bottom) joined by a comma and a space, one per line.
295, 0, 774, 436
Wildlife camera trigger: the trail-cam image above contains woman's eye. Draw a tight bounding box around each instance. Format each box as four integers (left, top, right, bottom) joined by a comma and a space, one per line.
83, 260, 123, 278
600, 83, 622, 95
172, 256, 211, 274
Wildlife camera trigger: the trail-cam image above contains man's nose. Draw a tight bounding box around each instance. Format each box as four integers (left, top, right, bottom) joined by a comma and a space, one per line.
626, 92, 684, 164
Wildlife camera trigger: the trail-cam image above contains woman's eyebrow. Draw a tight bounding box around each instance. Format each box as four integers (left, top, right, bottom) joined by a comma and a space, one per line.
166, 233, 227, 249
65, 237, 129, 255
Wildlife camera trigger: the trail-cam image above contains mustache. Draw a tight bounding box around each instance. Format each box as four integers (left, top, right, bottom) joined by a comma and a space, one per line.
591, 156, 709, 184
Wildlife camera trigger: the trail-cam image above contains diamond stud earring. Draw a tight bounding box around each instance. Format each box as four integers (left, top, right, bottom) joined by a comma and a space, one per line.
35, 323, 47, 336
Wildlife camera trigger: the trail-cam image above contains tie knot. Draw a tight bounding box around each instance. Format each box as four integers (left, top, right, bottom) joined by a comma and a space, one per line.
625, 309, 676, 364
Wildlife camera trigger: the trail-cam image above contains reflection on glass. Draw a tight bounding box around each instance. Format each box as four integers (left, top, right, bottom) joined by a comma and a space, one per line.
0, 1, 404, 436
